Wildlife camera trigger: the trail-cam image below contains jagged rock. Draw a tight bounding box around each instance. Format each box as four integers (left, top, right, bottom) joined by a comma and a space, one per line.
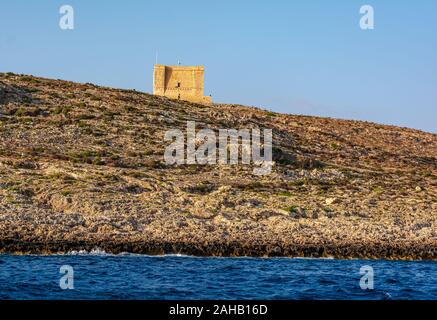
311, 209, 319, 219
297, 208, 307, 218
325, 197, 338, 205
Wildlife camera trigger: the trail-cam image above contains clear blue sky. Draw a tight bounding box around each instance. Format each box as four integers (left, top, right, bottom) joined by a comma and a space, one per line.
1, 0, 436, 132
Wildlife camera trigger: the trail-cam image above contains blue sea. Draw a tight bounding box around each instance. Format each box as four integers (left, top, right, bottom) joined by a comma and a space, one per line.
0, 253, 435, 300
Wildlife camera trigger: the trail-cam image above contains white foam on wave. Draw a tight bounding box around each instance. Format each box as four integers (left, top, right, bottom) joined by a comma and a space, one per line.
62, 249, 189, 257
7, 250, 340, 260
64, 248, 112, 256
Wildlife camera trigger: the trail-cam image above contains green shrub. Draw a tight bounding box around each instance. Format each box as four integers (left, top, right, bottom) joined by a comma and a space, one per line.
14, 108, 26, 117
60, 190, 72, 197
285, 205, 298, 213
52, 106, 72, 115
278, 191, 292, 197
266, 111, 277, 117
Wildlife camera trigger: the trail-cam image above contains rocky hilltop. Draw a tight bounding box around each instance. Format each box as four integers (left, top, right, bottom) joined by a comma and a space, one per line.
0, 73, 436, 259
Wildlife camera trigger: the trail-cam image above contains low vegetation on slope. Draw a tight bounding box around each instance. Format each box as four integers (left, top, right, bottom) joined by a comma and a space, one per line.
0, 73, 436, 259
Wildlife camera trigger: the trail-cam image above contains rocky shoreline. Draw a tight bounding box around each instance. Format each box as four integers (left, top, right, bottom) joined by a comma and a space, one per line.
1, 239, 435, 260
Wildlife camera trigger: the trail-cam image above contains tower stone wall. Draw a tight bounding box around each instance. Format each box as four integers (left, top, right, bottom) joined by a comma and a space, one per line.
153, 64, 212, 104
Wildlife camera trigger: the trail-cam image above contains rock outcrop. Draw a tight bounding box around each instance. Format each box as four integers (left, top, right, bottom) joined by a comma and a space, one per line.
0, 73, 435, 259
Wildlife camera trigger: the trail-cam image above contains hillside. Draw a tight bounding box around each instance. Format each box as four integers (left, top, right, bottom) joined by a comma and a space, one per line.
0, 73, 436, 259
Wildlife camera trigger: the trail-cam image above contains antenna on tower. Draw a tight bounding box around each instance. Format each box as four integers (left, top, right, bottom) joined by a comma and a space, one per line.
155, 51, 158, 65
178, 60, 181, 66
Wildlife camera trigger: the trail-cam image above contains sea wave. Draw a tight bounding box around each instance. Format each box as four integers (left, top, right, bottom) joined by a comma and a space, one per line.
59, 250, 338, 260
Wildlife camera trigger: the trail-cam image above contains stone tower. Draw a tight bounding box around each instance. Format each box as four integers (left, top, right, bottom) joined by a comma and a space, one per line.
153, 64, 212, 104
